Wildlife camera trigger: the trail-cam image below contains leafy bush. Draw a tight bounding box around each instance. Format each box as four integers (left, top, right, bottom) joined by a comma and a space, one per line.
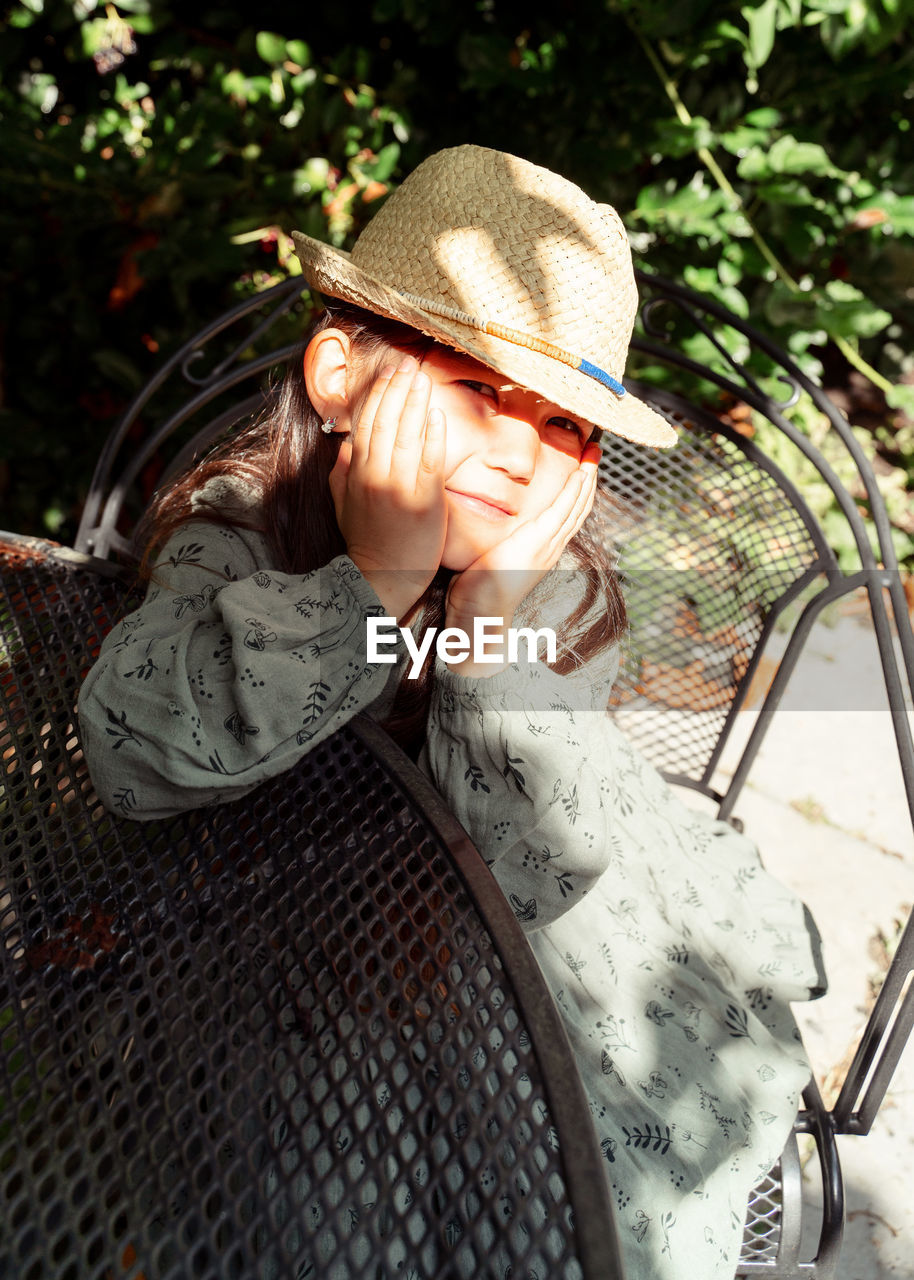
1, 0, 911, 562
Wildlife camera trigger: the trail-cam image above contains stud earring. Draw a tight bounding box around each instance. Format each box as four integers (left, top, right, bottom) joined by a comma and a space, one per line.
320, 417, 338, 434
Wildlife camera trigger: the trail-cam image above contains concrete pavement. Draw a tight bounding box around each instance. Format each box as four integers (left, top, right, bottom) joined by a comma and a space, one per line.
702, 594, 914, 1277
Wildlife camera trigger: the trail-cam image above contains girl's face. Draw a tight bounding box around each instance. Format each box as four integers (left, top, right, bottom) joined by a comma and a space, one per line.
417, 346, 594, 571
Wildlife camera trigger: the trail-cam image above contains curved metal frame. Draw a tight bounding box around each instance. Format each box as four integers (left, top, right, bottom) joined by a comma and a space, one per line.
352, 714, 625, 1279
75, 278, 306, 559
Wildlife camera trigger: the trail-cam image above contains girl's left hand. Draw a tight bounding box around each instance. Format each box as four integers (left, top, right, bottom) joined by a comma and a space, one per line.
444, 443, 600, 643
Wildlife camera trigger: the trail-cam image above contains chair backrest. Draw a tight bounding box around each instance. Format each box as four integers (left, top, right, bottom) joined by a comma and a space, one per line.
604, 274, 914, 818
601, 388, 829, 793
0, 535, 621, 1280
74, 279, 309, 561
606, 273, 914, 1148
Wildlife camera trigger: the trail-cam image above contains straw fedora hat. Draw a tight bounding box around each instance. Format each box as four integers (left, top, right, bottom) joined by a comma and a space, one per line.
291, 145, 676, 449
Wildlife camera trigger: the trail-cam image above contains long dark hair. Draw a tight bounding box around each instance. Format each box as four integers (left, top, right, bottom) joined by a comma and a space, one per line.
137, 300, 626, 756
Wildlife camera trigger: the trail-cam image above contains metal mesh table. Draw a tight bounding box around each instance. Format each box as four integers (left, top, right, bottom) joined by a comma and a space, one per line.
0, 535, 621, 1279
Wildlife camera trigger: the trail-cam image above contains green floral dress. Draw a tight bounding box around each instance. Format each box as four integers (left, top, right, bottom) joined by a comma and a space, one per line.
78, 486, 826, 1280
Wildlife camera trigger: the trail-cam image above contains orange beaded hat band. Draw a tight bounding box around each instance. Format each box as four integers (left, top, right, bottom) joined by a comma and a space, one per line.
290, 145, 677, 449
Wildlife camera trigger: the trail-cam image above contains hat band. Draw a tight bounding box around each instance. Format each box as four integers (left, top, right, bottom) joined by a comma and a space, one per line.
396, 289, 627, 398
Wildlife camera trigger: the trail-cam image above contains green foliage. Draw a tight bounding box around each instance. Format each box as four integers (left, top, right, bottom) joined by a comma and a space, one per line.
0, 0, 911, 564
752, 396, 914, 571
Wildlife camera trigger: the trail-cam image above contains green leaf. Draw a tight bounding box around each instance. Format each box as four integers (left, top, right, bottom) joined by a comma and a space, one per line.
717, 283, 749, 318
743, 0, 778, 70
369, 141, 400, 182
817, 280, 892, 339
717, 209, 754, 239
90, 349, 144, 392
718, 257, 741, 287
763, 280, 816, 330
43, 505, 66, 535
719, 124, 768, 157
735, 145, 771, 181
744, 107, 781, 128
776, 0, 804, 25
17, 70, 58, 112
292, 157, 331, 195
858, 193, 914, 236
285, 39, 311, 67
652, 116, 716, 159
713, 19, 749, 47
634, 183, 672, 222
886, 384, 914, 417
767, 135, 836, 176
683, 265, 718, 293
757, 179, 817, 206
9, 3, 40, 26
222, 68, 247, 97
786, 327, 828, 357
256, 31, 287, 65
804, 0, 858, 15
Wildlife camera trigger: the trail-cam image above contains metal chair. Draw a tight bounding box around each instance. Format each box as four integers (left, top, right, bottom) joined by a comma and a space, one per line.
21, 271, 914, 1276
0, 533, 621, 1279
605, 274, 914, 1276
74, 278, 310, 562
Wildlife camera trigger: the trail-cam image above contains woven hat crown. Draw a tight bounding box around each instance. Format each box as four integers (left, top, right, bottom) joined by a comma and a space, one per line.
350, 146, 637, 383
291, 145, 676, 447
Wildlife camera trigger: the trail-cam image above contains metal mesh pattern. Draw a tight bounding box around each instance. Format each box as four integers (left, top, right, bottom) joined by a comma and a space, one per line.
600, 396, 823, 782
1, 539, 616, 1279
740, 1165, 783, 1265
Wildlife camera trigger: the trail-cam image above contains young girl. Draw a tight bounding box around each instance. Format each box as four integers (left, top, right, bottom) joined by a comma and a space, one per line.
78, 145, 825, 1280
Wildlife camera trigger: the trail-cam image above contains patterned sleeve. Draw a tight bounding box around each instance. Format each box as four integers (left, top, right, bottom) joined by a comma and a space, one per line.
420, 644, 620, 933
77, 520, 401, 820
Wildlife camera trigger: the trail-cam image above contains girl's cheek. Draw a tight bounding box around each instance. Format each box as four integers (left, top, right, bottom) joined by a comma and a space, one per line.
545, 453, 580, 497
546, 433, 588, 464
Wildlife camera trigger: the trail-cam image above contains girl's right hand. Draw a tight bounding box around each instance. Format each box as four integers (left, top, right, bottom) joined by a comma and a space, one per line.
329, 355, 448, 620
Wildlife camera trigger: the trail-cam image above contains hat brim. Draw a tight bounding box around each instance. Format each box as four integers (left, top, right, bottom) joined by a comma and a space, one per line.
291, 230, 677, 450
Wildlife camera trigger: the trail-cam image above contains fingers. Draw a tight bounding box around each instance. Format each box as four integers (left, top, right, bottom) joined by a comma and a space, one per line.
332, 353, 448, 601
555, 470, 597, 553
388, 367, 434, 479
349, 364, 396, 461
538, 457, 596, 547
352, 355, 430, 477
417, 407, 447, 486
565, 452, 600, 539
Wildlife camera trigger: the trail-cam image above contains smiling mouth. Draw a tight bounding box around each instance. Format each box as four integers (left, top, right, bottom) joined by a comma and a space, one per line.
447, 490, 517, 519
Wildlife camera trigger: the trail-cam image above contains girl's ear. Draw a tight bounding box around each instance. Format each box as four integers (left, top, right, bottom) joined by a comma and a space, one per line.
303, 328, 356, 431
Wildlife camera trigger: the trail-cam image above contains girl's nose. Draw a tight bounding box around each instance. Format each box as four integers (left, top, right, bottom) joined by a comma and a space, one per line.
485, 412, 539, 482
